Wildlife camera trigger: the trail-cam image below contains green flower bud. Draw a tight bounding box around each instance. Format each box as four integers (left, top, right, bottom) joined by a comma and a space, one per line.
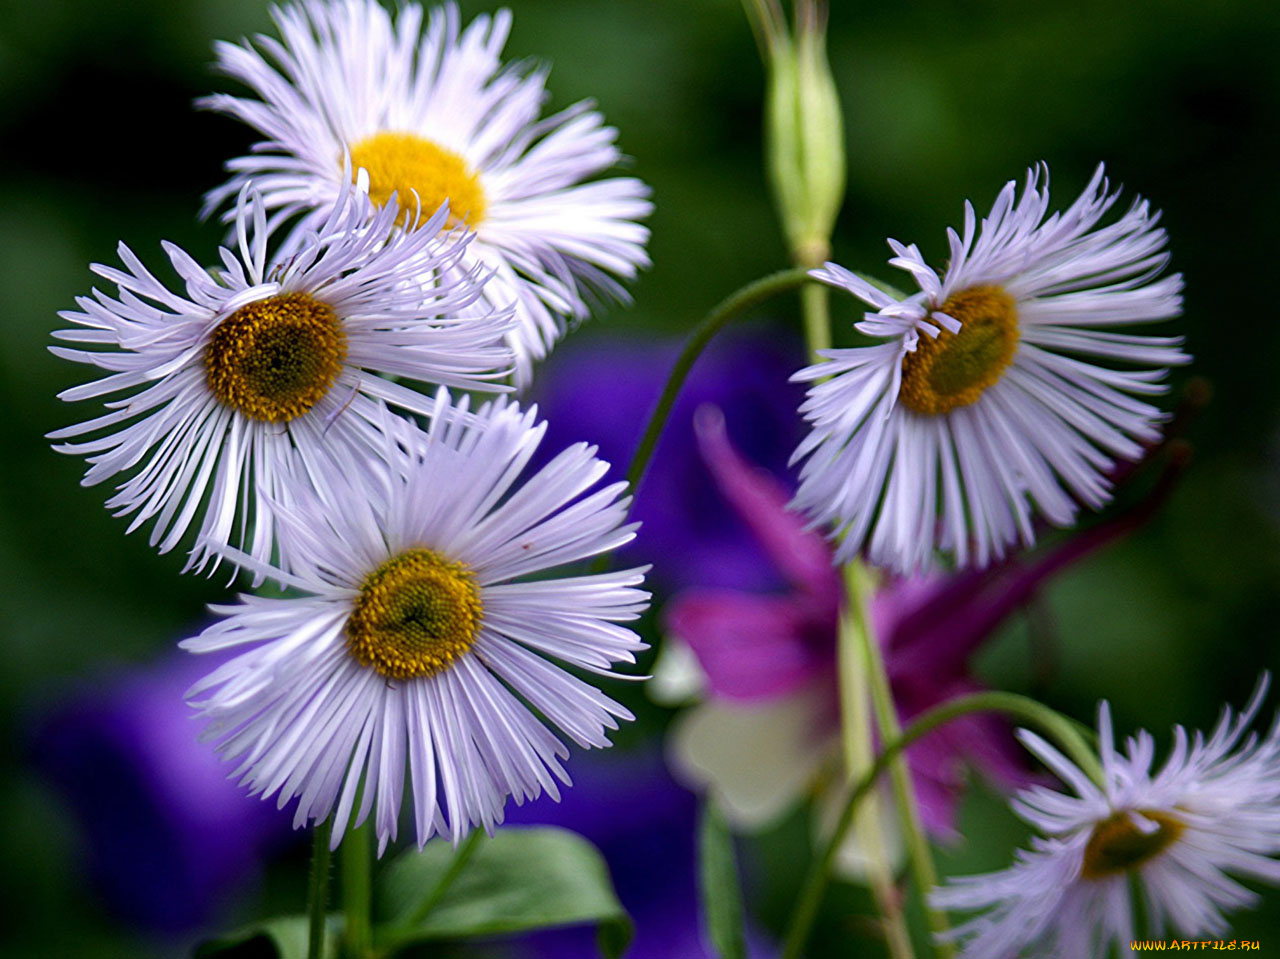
757, 0, 846, 265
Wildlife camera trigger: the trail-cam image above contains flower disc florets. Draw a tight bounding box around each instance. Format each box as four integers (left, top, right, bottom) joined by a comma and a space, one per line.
349, 132, 487, 230
1079, 809, 1184, 880
346, 548, 482, 680
205, 292, 347, 423
899, 285, 1019, 415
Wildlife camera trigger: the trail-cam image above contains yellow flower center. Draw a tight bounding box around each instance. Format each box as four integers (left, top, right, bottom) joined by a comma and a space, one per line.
1080, 809, 1185, 880
899, 285, 1019, 415
346, 548, 483, 681
349, 132, 487, 229
205, 292, 346, 423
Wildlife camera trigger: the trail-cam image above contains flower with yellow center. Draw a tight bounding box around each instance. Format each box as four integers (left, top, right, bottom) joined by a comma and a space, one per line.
203, 0, 652, 387
792, 164, 1189, 574
932, 682, 1280, 956
50, 183, 514, 575
182, 392, 649, 853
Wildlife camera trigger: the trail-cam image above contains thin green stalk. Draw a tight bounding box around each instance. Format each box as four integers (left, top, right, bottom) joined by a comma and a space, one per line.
342, 822, 373, 959
308, 820, 334, 959
624, 267, 811, 497
780, 690, 1103, 959
587, 268, 812, 573
800, 280, 832, 359
836, 585, 915, 959
844, 561, 951, 958
372, 831, 487, 958
405, 829, 484, 928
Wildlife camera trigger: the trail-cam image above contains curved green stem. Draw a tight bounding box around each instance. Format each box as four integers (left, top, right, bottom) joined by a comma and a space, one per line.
624, 267, 812, 497
405, 829, 484, 928
780, 690, 1103, 959
308, 820, 334, 959
586, 267, 812, 575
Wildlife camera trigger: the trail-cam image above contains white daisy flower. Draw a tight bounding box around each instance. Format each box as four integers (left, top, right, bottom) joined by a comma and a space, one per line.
933, 680, 1280, 957
202, 0, 652, 387
792, 164, 1188, 573
50, 181, 513, 574
181, 391, 649, 852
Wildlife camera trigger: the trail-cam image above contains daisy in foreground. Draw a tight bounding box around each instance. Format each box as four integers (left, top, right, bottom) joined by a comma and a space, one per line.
50, 181, 512, 573
793, 164, 1188, 573
203, 0, 652, 386
932, 680, 1280, 957
181, 392, 649, 851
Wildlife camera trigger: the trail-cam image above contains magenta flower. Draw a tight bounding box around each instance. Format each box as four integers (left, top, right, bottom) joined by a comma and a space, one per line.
663, 404, 1179, 847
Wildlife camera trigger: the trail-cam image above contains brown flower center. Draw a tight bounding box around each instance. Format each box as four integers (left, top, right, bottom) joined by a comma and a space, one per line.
1080, 809, 1184, 880
899, 285, 1019, 415
205, 292, 346, 423
346, 548, 483, 681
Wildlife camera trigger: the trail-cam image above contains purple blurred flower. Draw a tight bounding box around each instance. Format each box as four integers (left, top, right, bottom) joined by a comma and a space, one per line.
31, 652, 294, 933
663, 406, 1176, 846
531, 329, 807, 592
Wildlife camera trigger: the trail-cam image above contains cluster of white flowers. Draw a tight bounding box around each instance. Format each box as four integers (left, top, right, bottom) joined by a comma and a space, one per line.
51, 0, 652, 850
47, 0, 1280, 950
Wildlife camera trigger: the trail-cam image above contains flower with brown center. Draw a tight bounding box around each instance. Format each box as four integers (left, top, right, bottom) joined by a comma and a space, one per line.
181, 392, 650, 852
933, 683, 1280, 956
51, 183, 513, 574
792, 164, 1188, 573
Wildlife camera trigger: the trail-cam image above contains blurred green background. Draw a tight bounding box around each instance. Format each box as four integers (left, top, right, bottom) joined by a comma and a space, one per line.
2, 0, 1279, 955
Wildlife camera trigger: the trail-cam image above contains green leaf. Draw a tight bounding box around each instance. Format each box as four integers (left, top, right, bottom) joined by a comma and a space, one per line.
194, 915, 341, 959
377, 826, 632, 955
699, 801, 747, 959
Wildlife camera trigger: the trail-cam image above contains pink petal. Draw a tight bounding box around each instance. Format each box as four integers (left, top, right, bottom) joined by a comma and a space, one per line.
694, 405, 839, 603
664, 589, 826, 701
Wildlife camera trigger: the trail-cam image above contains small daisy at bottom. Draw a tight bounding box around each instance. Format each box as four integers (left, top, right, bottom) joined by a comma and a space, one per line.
932, 680, 1280, 957
181, 391, 649, 852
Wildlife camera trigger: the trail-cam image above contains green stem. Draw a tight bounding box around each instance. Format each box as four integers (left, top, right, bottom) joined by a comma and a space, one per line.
308, 820, 334, 959
372, 831, 487, 957
342, 822, 373, 959
800, 281, 832, 359
586, 267, 812, 575
405, 830, 484, 928
845, 561, 950, 958
780, 690, 1103, 959
624, 267, 811, 497
835, 579, 915, 958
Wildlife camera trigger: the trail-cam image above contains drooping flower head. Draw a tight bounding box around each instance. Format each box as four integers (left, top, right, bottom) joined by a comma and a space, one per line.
793, 164, 1188, 573
203, 0, 652, 386
50, 181, 513, 573
182, 392, 649, 852
933, 681, 1280, 957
